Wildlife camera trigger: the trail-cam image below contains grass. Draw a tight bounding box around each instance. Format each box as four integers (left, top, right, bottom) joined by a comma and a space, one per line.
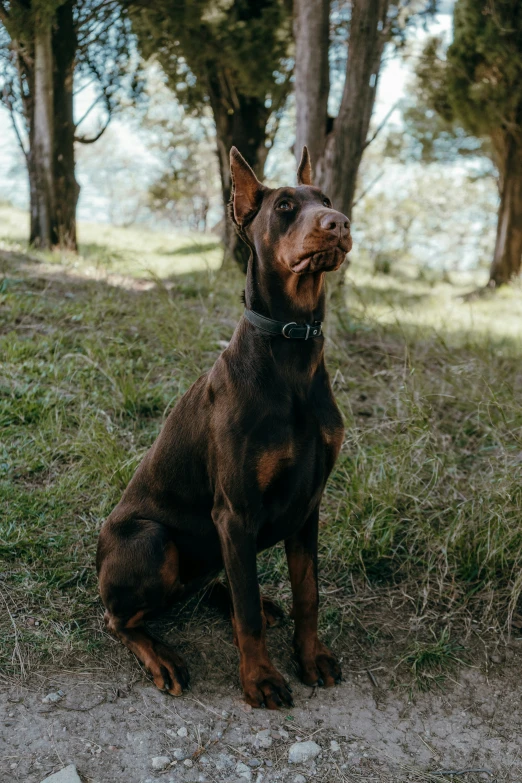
1, 203, 522, 689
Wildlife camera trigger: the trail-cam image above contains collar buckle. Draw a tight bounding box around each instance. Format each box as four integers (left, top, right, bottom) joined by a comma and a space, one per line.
282, 321, 297, 338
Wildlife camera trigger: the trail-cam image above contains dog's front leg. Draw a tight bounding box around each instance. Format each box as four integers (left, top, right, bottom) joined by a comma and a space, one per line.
285, 507, 342, 687
213, 509, 293, 709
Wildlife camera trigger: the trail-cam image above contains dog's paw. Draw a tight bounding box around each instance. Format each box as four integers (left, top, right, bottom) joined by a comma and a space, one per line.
147, 642, 190, 696
296, 641, 342, 688
242, 665, 294, 710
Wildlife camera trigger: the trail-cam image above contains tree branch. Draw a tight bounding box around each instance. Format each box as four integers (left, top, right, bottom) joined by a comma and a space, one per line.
75, 114, 110, 144
2, 84, 29, 159
363, 101, 399, 150
352, 171, 384, 207
74, 92, 103, 128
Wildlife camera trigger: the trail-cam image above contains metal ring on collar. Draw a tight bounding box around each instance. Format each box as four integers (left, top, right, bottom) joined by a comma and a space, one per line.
282, 321, 298, 338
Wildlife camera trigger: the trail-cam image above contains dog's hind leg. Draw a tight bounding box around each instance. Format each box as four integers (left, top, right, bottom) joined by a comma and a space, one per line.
97, 518, 189, 695
205, 581, 286, 628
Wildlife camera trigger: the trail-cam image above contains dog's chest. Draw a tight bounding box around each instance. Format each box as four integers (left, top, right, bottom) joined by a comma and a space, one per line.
255, 395, 344, 522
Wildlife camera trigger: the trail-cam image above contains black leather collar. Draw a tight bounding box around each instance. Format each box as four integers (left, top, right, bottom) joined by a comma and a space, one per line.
244, 308, 322, 340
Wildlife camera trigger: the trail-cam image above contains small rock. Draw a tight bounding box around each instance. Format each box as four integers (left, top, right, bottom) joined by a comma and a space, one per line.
235, 762, 252, 780
177, 726, 188, 737
264, 760, 273, 767
215, 753, 235, 771
172, 749, 186, 761
294, 776, 307, 783
221, 710, 230, 719
40, 765, 82, 783
330, 740, 341, 753
490, 653, 502, 664
288, 741, 321, 764
151, 756, 171, 771
183, 759, 193, 767
255, 729, 272, 749
42, 691, 64, 704
248, 758, 262, 767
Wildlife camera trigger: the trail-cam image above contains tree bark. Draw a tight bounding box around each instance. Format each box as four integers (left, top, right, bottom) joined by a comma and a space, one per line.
208, 73, 270, 271
9, 3, 79, 251
326, 0, 389, 218
32, 12, 56, 248
489, 135, 522, 286
294, 0, 389, 219
52, 0, 80, 251
294, 0, 330, 180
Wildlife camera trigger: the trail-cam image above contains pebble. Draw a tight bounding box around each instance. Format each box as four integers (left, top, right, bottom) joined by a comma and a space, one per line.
215, 753, 235, 770
248, 758, 262, 767
293, 776, 307, 783
151, 756, 171, 771
177, 726, 188, 737
288, 741, 321, 764
235, 762, 252, 780
255, 728, 273, 749
330, 740, 341, 753
183, 759, 193, 767
40, 766, 82, 783
172, 749, 186, 760
42, 690, 64, 704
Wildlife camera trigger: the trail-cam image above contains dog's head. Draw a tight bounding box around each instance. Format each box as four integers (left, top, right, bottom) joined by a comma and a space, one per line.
230, 146, 352, 275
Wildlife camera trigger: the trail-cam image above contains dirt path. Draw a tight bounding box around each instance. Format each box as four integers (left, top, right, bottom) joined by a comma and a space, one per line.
2, 660, 521, 783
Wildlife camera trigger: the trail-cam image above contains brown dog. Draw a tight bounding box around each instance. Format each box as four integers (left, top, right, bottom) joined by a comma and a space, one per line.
96, 146, 352, 709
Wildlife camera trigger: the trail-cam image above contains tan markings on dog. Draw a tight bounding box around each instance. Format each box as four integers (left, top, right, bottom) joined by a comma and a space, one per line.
160, 541, 182, 596
257, 444, 295, 492
125, 609, 145, 629
282, 262, 326, 311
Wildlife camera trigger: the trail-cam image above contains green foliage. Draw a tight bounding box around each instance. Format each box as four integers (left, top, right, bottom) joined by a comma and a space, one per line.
0, 0, 140, 135
386, 90, 492, 167
141, 74, 221, 231
447, 0, 522, 138
417, 1, 522, 146
131, 0, 292, 111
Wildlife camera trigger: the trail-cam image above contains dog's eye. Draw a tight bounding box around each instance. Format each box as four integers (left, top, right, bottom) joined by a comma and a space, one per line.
277, 200, 293, 211
323, 197, 331, 208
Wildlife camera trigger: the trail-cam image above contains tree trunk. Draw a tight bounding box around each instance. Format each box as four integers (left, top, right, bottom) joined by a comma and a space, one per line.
32, 13, 56, 248
208, 73, 270, 272
294, 0, 389, 219
52, 0, 80, 251
294, 0, 330, 179
489, 136, 522, 286
18, 4, 79, 251
326, 0, 389, 218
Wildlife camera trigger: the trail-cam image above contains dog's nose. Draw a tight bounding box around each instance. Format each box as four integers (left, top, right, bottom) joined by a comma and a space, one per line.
320, 211, 350, 237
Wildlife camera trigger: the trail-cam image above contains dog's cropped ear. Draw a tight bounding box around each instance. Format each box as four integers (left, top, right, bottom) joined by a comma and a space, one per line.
230, 147, 264, 226
297, 146, 312, 186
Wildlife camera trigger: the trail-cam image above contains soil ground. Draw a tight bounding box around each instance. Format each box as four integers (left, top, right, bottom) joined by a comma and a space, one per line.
2, 614, 522, 783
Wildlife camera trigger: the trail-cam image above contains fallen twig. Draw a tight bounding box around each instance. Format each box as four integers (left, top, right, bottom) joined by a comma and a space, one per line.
431, 769, 494, 778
